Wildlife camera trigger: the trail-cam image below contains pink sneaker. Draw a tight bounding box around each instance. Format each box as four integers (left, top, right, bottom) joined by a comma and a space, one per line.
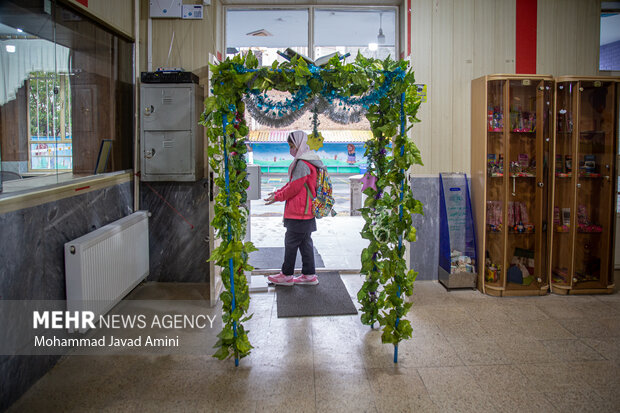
293, 274, 318, 285
268, 272, 294, 286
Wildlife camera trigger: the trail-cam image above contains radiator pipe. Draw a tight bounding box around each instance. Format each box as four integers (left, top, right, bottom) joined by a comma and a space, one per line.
222, 113, 239, 367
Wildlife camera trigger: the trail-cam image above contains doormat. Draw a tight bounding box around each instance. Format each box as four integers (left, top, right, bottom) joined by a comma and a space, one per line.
249, 247, 325, 270
276, 272, 358, 318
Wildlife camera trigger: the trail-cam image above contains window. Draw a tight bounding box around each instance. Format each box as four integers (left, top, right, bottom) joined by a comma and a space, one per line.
28, 71, 72, 171
0, 0, 133, 195
226, 9, 308, 67
225, 7, 398, 65
600, 5, 620, 71
314, 9, 397, 63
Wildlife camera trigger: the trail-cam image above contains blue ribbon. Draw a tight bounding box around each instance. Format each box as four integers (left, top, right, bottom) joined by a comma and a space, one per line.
234, 65, 405, 115
222, 112, 239, 367
394, 92, 406, 364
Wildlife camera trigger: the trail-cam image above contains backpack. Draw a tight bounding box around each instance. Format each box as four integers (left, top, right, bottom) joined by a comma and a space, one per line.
304, 167, 336, 218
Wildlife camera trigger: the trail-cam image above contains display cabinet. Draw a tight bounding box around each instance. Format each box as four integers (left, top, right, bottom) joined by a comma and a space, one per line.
550, 77, 618, 294
471, 75, 553, 296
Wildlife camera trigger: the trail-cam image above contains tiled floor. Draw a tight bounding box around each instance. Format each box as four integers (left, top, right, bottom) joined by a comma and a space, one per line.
8, 277, 620, 413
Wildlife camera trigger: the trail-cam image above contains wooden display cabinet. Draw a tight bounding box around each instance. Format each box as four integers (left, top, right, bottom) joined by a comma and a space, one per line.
471, 75, 553, 296
549, 77, 618, 294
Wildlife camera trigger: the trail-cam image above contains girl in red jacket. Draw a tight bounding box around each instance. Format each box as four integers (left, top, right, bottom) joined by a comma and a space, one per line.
264, 130, 325, 286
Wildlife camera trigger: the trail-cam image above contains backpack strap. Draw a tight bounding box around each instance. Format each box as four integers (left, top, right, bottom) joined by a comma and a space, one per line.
304, 183, 312, 215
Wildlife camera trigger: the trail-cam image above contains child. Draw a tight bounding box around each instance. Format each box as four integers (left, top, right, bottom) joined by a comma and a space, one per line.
264, 130, 325, 286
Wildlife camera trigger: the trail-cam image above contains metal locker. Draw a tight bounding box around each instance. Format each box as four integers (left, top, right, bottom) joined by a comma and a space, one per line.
140, 82, 204, 181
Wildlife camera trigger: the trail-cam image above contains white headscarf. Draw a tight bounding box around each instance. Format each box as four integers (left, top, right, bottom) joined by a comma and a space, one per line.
287, 130, 320, 177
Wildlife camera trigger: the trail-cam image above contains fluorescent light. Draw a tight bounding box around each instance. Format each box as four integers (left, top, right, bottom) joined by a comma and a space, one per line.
368, 43, 378, 51
17, 28, 23, 33
6, 45, 16, 53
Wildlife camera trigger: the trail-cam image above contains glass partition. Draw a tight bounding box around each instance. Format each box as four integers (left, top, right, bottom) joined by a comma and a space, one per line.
573, 80, 616, 289
485, 80, 505, 289
0, 0, 133, 195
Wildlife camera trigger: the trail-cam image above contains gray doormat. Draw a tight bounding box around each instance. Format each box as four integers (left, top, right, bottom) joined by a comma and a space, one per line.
276, 272, 358, 318
249, 247, 325, 270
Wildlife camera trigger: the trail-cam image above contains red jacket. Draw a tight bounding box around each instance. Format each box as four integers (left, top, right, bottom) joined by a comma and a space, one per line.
274, 160, 317, 220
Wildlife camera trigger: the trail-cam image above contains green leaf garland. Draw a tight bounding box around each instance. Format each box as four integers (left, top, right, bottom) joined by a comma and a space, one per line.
201, 51, 424, 362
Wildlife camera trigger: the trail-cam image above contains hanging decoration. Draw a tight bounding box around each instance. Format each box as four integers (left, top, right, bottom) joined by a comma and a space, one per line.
201, 51, 424, 365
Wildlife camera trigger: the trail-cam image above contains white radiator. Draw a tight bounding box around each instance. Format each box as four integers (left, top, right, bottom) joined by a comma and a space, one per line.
64, 211, 149, 332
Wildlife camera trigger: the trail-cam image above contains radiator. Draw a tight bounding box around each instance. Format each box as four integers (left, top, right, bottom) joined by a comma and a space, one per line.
64, 211, 149, 332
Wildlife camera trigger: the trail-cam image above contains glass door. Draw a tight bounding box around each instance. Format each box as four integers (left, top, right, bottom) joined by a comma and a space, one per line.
551, 81, 577, 289
484, 80, 506, 291
505, 79, 543, 291
573, 80, 616, 289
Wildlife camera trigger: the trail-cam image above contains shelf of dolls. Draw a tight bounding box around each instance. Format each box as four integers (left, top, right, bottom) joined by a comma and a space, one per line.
488, 173, 504, 178
509, 173, 536, 178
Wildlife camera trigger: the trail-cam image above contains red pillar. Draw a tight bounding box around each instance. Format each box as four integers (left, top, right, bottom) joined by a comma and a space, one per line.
516, 0, 537, 74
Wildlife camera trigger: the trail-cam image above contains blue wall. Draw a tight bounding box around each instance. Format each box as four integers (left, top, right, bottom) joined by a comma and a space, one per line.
249, 142, 368, 174
600, 40, 620, 71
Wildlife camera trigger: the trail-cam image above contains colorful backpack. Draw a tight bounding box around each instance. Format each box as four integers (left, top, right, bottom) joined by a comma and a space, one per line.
304, 167, 336, 218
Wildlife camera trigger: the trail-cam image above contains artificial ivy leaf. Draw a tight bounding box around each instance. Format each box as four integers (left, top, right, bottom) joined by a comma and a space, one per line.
405, 227, 417, 242
213, 346, 229, 360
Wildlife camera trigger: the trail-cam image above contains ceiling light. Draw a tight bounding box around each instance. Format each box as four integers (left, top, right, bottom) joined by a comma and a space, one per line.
6, 45, 16, 53
368, 43, 378, 51
377, 13, 386, 44
17, 28, 23, 33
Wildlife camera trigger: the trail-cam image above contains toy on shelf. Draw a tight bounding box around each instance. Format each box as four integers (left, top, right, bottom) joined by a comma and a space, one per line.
553, 207, 571, 232
578, 154, 601, 177
509, 154, 536, 177
555, 154, 572, 177
485, 251, 500, 283
486, 200, 503, 232
577, 205, 602, 233
487, 154, 504, 177
507, 202, 534, 233
487, 106, 503, 132
507, 247, 535, 285
510, 106, 536, 132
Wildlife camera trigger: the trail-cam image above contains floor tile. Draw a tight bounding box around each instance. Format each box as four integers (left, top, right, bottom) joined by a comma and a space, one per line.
540, 339, 605, 362
6, 280, 620, 413
490, 392, 558, 413
417, 366, 481, 395
544, 388, 617, 413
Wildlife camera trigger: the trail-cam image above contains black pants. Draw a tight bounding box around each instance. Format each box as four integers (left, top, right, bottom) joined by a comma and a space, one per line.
282, 230, 315, 276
